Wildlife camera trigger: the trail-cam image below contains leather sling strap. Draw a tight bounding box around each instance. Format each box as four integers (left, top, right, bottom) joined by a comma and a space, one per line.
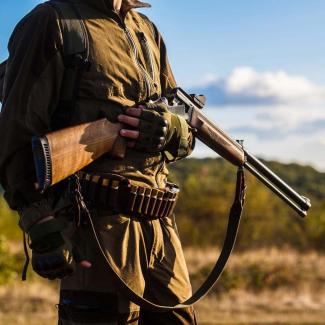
83, 167, 246, 312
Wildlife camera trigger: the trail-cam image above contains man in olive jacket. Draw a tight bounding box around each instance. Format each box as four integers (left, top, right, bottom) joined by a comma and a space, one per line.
0, 0, 197, 324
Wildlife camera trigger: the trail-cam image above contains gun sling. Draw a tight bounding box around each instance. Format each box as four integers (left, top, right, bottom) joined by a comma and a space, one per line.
76, 167, 246, 312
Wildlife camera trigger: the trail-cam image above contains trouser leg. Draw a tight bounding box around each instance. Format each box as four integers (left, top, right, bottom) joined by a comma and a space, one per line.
58, 310, 140, 325
137, 216, 198, 324
139, 307, 197, 325
57, 290, 140, 325
58, 217, 143, 325
58, 210, 196, 324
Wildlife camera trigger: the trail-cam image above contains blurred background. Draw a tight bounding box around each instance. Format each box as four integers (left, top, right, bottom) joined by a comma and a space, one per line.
0, 1, 325, 324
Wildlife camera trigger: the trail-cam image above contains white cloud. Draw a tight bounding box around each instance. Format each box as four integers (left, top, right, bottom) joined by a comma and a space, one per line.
193, 67, 325, 106
197, 73, 220, 86
226, 67, 325, 103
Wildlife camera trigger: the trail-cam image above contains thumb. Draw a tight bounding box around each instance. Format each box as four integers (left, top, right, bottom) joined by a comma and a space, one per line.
79, 260, 92, 269
72, 246, 92, 269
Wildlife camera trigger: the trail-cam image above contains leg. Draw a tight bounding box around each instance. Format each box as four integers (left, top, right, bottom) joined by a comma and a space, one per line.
139, 307, 197, 325
59, 213, 146, 324
58, 292, 140, 325
58, 310, 139, 325
139, 215, 198, 324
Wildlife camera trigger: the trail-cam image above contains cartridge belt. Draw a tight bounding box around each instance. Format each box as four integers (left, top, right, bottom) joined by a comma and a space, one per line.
77, 171, 179, 219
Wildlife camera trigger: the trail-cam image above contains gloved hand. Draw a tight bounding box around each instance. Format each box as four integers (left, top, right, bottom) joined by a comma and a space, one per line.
28, 217, 91, 280
118, 100, 194, 159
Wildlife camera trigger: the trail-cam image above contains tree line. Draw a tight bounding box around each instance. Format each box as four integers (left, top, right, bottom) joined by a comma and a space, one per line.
169, 158, 325, 251
1, 158, 324, 250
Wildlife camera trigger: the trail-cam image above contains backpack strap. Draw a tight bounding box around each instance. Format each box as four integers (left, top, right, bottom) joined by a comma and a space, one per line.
0, 1, 90, 113
48, 0, 90, 130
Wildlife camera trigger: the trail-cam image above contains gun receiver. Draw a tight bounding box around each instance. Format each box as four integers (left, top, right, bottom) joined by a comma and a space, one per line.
170, 88, 311, 218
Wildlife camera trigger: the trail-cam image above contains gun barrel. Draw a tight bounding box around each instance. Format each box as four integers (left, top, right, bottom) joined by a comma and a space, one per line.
245, 152, 311, 213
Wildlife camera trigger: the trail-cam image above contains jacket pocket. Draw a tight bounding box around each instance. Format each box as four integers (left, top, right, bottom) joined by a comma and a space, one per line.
160, 214, 181, 240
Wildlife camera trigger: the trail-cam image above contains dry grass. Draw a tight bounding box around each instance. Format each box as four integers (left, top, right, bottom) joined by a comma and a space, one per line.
0, 280, 58, 325
0, 248, 324, 324
185, 248, 325, 324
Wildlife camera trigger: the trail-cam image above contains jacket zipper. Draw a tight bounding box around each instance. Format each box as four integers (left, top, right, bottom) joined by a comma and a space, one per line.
139, 32, 156, 82
123, 26, 152, 98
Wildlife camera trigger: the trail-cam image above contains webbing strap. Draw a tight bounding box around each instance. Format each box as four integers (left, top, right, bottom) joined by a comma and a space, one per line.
49, 1, 89, 57
48, 0, 90, 130
86, 167, 246, 312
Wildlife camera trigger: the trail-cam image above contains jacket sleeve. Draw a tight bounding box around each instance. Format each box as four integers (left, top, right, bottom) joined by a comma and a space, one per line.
0, 4, 64, 220
151, 24, 195, 162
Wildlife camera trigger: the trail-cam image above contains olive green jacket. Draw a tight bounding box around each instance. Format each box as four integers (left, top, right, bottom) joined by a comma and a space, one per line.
0, 0, 193, 212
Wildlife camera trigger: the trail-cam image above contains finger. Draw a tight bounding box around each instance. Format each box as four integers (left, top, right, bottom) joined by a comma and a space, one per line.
120, 129, 139, 139
125, 107, 143, 117
79, 260, 92, 269
118, 114, 140, 127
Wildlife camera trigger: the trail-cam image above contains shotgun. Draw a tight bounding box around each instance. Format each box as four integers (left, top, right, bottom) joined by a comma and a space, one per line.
32, 88, 311, 217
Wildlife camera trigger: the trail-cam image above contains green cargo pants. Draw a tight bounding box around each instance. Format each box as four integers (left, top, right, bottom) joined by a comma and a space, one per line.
58, 210, 197, 324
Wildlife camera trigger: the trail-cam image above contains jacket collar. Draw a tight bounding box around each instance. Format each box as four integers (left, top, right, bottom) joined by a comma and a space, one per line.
121, 0, 151, 17
79, 0, 151, 17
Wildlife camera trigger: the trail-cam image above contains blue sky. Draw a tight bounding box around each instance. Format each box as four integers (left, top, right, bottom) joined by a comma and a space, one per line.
1, 0, 325, 170
149, 0, 325, 86
1, 1, 325, 84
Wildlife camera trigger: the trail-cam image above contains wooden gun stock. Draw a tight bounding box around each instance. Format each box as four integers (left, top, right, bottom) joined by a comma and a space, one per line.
32, 119, 126, 192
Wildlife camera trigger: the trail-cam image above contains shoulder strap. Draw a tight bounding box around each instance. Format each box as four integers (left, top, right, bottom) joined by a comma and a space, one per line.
49, 0, 89, 58
0, 1, 90, 109
48, 0, 90, 130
